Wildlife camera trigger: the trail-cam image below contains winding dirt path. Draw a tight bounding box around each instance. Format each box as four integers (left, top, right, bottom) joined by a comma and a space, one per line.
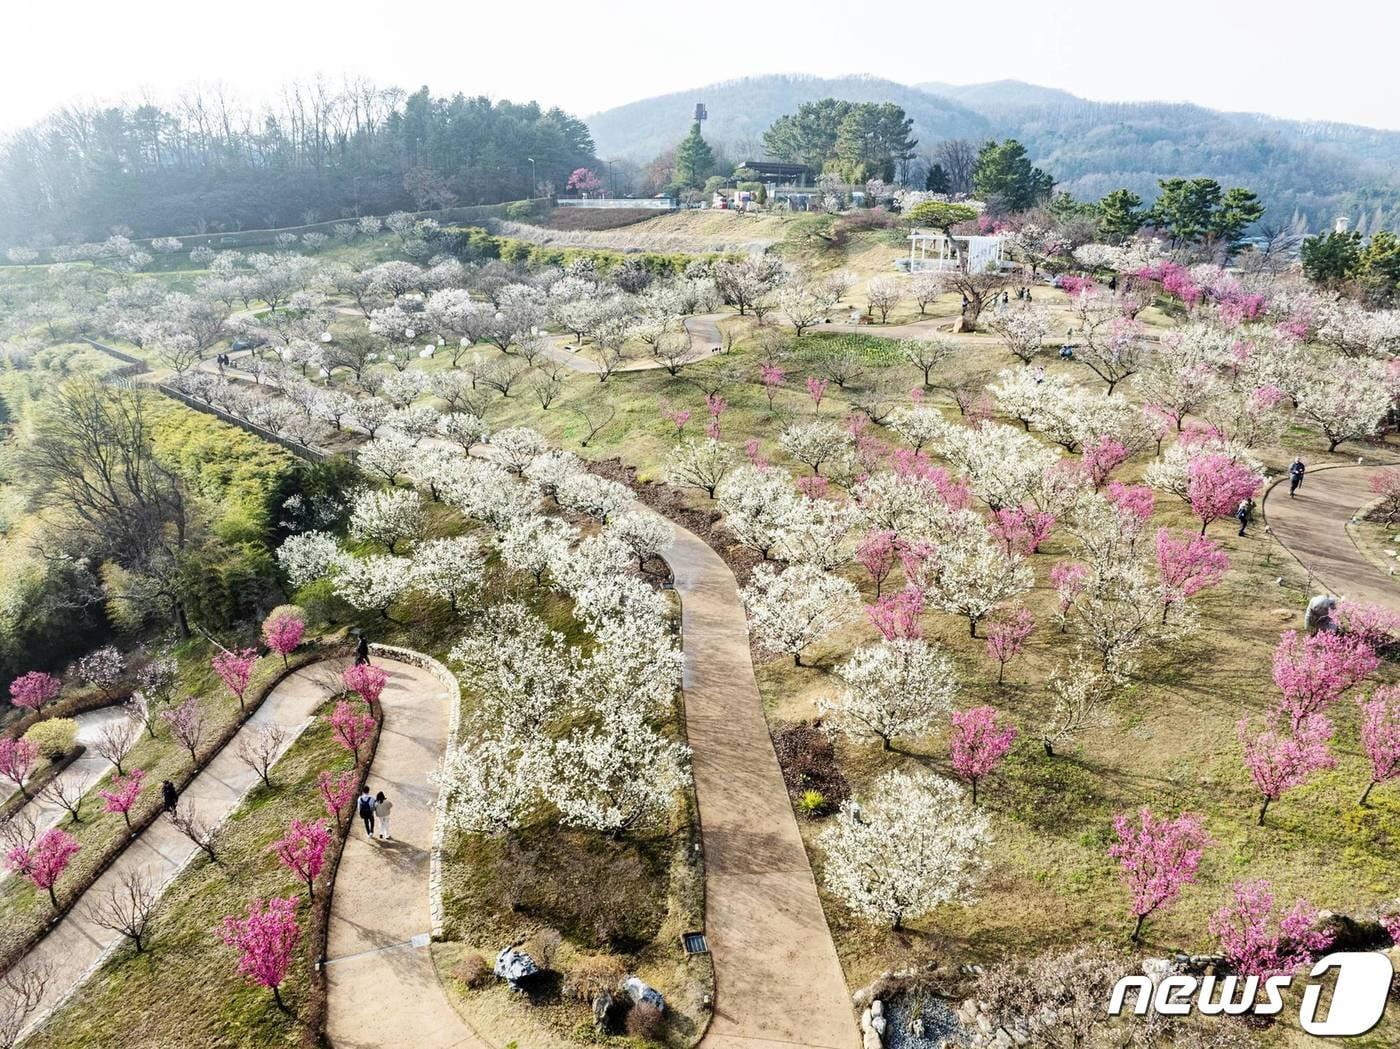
15, 661, 335, 1040
324, 654, 484, 1049
1263, 464, 1400, 612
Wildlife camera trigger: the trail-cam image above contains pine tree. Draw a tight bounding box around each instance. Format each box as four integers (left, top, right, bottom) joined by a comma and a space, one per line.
674, 122, 715, 189
1097, 189, 1144, 243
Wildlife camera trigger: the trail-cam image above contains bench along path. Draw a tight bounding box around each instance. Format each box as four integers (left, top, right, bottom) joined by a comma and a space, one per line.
1262, 464, 1400, 613
15, 661, 337, 1040
324, 656, 486, 1049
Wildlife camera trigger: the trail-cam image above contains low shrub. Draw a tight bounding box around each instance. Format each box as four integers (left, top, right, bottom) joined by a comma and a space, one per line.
625, 1001, 665, 1039
455, 951, 492, 989
524, 926, 563, 971
24, 717, 78, 759
797, 788, 827, 818
562, 953, 628, 1003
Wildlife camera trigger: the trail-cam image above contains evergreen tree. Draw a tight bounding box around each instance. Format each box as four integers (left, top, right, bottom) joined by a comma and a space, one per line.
674, 122, 715, 189
1097, 189, 1145, 243
1359, 229, 1400, 295
1210, 187, 1266, 248
1300, 229, 1362, 287
972, 139, 1054, 211
925, 163, 951, 193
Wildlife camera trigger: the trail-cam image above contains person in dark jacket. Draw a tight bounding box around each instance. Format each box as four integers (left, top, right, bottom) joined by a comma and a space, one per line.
1289, 458, 1305, 497
1237, 500, 1252, 536
354, 634, 371, 666
162, 780, 178, 813
357, 788, 376, 836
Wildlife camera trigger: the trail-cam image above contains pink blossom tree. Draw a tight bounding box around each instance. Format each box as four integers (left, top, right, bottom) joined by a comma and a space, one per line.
1358, 686, 1400, 806
98, 768, 146, 830
866, 587, 924, 640
5, 827, 80, 908
269, 817, 331, 898
704, 394, 727, 440
806, 376, 828, 414
342, 664, 388, 708
984, 606, 1034, 684
1209, 879, 1329, 979
744, 438, 769, 469
759, 363, 787, 412
1272, 630, 1378, 729
1081, 436, 1131, 489
9, 670, 61, 713
329, 699, 375, 762
856, 530, 898, 597
1106, 481, 1155, 527
1238, 712, 1335, 825
988, 506, 1055, 556
217, 896, 301, 1009
262, 611, 306, 668
1108, 807, 1209, 942
1155, 529, 1229, 623
162, 697, 207, 763
0, 737, 40, 799
1335, 600, 1400, 653
1186, 454, 1262, 535
565, 167, 602, 195
317, 769, 358, 829
212, 648, 258, 710
660, 403, 691, 440
1049, 562, 1088, 630
949, 706, 1018, 804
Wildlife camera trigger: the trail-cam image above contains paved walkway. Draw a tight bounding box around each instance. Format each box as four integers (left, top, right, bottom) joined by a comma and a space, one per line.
0, 705, 127, 843
324, 657, 484, 1049
1263, 464, 1400, 611
661, 522, 859, 1049
15, 662, 334, 1039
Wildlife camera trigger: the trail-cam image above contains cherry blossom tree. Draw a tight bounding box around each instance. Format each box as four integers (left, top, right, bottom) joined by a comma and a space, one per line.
741, 564, 859, 666
819, 769, 989, 929
984, 606, 1034, 684
664, 438, 735, 498
820, 638, 958, 749
98, 768, 145, 831
1237, 711, 1335, 825
949, 707, 1018, 804
1186, 453, 1263, 535
329, 699, 375, 762
269, 818, 331, 898
0, 738, 40, 800
212, 648, 258, 710
262, 611, 306, 668
1272, 630, 1378, 728
162, 697, 207, 763
1108, 807, 1209, 942
317, 769, 359, 829
9, 671, 60, 714
546, 719, 690, 836
1209, 879, 1329, 979
409, 536, 485, 612
5, 827, 80, 908
217, 896, 301, 1009
866, 586, 925, 640
566, 167, 603, 195
342, 664, 388, 707
1154, 529, 1229, 623
1358, 686, 1400, 806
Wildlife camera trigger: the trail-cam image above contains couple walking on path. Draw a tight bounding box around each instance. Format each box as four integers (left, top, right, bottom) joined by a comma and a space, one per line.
357, 787, 394, 840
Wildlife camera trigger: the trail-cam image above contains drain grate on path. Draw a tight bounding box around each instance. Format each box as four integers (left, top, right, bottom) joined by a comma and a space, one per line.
682, 931, 709, 955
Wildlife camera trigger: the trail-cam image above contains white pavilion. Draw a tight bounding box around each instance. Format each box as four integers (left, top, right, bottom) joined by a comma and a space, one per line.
907, 229, 1009, 273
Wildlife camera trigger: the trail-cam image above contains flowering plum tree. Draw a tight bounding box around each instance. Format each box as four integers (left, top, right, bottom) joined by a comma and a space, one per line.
9, 671, 60, 713
5, 827, 80, 908
1209, 880, 1328, 979
819, 769, 989, 929
317, 769, 358, 829
262, 610, 306, 668
741, 564, 859, 666
217, 896, 301, 1009
162, 697, 207, 763
984, 606, 1034, 684
212, 648, 258, 709
1358, 686, 1400, 806
1237, 712, 1335, 824
866, 586, 925, 641
820, 638, 957, 749
0, 738, 40, 799
98, 768, 145, 830
1186, 453, 1263, 534
342, 664, 388, 707
1154, 529, 1229, 623
856, 530, 897, 597
269, 818, 331, 898
1108, 807, 1209, 942
1272, 630, 1378, 728
949, 706, 1018, 804
329, 699, 375, 762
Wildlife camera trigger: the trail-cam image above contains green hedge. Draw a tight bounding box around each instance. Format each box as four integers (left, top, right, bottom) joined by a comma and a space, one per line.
441, 225, 736, 277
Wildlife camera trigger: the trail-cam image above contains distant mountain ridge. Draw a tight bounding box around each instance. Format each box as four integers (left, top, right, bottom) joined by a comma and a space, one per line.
589, 75, 1400, 231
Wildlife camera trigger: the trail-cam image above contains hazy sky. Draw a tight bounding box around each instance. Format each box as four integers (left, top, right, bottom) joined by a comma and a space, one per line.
6, 0, 1399, 133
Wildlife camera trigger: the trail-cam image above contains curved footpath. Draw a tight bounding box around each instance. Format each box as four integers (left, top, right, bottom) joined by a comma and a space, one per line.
1, 705, 127, 848
1262, 464, 1400, 612
14, 661, 337, 1039
324, 656, 485, 1049
662, 521, 859, 1049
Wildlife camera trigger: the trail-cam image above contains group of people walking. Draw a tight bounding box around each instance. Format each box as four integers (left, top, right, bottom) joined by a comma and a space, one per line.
1236, 458, 1306, 536
357, 787, 394, 840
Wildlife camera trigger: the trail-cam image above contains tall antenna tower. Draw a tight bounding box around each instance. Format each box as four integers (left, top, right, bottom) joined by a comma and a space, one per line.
694, 102, 707, 123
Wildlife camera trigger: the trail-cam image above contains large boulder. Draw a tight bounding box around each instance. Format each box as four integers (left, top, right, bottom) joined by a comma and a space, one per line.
621, 975, 666, 1012
494, 946, 540, 991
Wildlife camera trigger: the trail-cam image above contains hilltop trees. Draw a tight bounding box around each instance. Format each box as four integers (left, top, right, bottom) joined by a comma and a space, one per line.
1147, 177, 1264, 251
763, 99, 916, 181
973, 139, 1054, 211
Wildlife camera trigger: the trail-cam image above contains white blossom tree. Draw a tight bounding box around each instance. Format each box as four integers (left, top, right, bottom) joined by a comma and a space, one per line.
546, 717, 690, 836
922, 531, 1034, 636
741, 563, 859, 665
820, 769, 990, 928
348, 487, 426, 553
820, 639, 957, 749
409, 536, 485, 611
665, 438, 735, 498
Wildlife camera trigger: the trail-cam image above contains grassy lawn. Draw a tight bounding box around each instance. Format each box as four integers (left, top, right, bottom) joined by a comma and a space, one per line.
27, 698, 355, 1049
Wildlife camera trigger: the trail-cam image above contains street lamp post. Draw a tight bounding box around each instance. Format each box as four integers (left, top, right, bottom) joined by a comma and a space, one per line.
527, 157, 537, 199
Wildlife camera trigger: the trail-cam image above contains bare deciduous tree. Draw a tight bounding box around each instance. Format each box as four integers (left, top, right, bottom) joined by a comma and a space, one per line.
570, 403, 618, 449
92, 716, 141, 776
167, 801, 219, 863
40, 775, 92, 824
83, 868, 158, 953
235, 724, 289, 788
0, 962, 51, 1049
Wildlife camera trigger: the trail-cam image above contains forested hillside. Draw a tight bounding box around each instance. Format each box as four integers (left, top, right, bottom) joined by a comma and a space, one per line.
0, 84, 595, 246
